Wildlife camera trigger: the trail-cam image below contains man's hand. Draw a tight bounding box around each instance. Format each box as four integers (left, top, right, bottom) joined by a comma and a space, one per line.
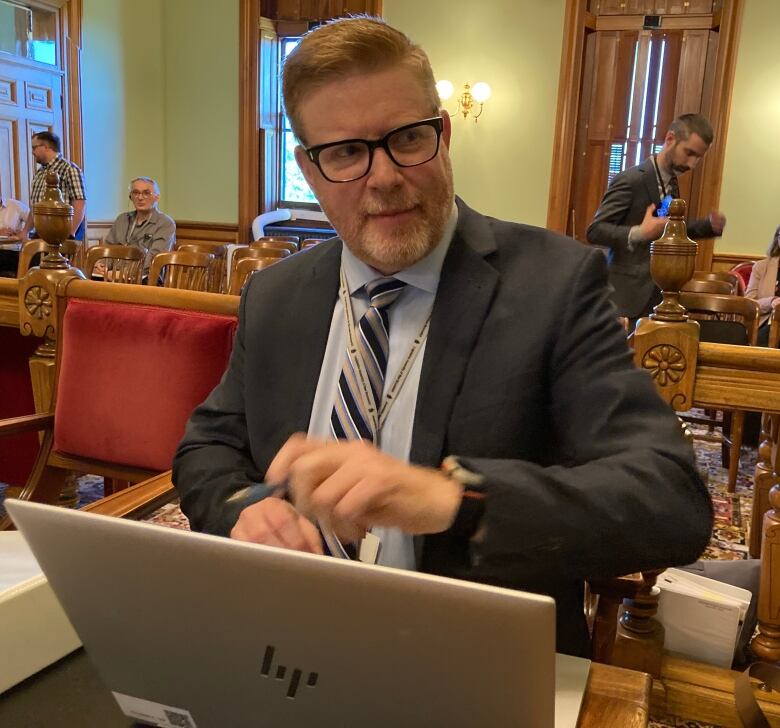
230, 496, 323, 554
708, 211, 726, 236
268, 434, 464, 543
0, 226, 15, 237
638, 204, 667, 242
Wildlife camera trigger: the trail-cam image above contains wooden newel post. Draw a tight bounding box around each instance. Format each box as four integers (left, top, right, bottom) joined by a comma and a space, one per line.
18, 171, 85, 509
618, 199, 702, 677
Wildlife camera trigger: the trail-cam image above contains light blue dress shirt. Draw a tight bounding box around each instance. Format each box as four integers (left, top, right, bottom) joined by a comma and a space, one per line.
307, 203, 458, 569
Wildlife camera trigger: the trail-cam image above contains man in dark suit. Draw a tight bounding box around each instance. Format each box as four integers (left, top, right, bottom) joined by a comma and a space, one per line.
587, 113, 726, 322
173, 17, 712, 656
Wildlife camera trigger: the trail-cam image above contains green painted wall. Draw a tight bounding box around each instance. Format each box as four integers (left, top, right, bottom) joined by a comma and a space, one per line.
717, 0, 780, 256
384, 0, 566, 227
82, 0, 165, 221
82, 0, 236, 224
161, 0, 239, 223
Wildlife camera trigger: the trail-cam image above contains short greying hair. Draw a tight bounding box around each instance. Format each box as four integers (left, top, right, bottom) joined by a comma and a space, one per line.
669, 113, 714, 146
129, 176, 160, 195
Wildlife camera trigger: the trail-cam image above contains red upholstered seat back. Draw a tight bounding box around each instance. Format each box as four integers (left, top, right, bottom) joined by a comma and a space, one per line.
53, 298, 237, 471
730, 261, 754, 289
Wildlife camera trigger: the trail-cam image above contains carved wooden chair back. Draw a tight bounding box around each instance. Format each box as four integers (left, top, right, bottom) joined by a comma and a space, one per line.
681, 278, 733, 295
148, 250, 213, 292
176, 243, 227, 293
228, 256, 280, 296
17, 239, 79, 277
85, 244, 144, 284
730, 261, 755, 292
692, 270, 742, 295
230, 246, 289, 284
250, 238, 298, 255
678, 292, 760, 492
300, 238, 321, 250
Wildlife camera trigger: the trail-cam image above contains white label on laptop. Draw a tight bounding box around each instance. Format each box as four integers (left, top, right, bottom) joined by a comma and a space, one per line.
359, 532, 381, 564
113, 692, 198, 728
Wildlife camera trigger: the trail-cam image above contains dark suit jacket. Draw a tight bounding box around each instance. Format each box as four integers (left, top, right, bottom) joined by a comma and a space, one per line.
587, 158, 716, 318
174, 197, 713, 656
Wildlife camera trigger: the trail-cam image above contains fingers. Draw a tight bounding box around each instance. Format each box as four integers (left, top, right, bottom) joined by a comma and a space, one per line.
230, 498, 323, 554
644, 203, 657, 218
265, 432, 328, 485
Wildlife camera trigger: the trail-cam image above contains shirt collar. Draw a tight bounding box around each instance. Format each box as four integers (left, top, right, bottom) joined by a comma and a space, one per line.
44, 154, 63, 168
341, 201, 458, 296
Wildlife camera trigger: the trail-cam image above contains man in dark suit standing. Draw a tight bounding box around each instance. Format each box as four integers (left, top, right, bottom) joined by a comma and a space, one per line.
587, 113, 726, 322
174, 17, 712, 656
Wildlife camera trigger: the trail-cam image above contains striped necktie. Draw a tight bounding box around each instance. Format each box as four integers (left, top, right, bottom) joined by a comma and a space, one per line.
331, 277, 407, 442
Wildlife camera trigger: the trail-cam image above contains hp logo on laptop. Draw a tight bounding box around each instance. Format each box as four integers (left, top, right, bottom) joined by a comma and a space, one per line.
260, 645, 319, 699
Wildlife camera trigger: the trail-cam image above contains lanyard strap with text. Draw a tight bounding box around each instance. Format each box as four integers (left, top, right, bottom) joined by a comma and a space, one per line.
652, 154, 672, 198
339, 267, 430, 438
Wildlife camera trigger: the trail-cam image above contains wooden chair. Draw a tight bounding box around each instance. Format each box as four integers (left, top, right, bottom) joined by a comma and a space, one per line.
85, 244, 144, 284
17, 239, 79, 277
300, 238, 321, 250
228, 256, 280, 296
148, 250, 213, 292
176, 242, 227, 293
0, 278, 239, 530
692, 270, 742, 295
250, 238, 298, 255
678, 292, 760, 492
681, 278, 733, 295
254, 234, 299, 246
229, 246, 289, 286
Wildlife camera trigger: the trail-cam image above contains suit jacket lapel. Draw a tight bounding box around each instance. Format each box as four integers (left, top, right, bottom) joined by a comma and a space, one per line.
642, 157, 661, 206
263, 241, 342, 435
410, 199, 499, 467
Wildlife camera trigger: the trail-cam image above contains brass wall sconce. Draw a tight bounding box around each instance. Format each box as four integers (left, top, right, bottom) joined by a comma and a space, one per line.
436, 80, 492, 122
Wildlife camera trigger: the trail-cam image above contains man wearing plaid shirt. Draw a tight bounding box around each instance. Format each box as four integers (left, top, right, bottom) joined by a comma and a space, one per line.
21, 131, 87, 241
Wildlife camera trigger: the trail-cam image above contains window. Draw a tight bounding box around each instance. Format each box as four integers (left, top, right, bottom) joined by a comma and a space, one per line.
0, 1, 57, 66
279, 37, 317, 207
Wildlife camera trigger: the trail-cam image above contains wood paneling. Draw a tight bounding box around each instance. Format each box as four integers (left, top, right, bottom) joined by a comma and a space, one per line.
261, 0, 381, 20
87, 220, 239, 248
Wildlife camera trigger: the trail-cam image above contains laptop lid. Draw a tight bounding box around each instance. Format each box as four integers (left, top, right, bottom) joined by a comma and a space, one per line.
7, 500, 557, 728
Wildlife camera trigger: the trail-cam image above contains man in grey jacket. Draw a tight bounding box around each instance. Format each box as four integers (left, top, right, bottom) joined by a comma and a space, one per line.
104, 176, 175, 279
587, 113, 726, 323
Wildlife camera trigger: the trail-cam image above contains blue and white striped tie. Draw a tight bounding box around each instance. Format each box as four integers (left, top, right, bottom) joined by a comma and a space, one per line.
331, 277, 407, 442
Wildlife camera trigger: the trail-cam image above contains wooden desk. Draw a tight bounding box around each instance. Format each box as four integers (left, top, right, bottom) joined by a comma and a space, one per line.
0, 650, 649, 727
578, 662, 651, 727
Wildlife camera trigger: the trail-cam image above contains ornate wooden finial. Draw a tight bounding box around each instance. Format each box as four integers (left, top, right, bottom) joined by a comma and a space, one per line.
649, 198, 698, 322
20, 171, 85, 358
33, 171, 74, 270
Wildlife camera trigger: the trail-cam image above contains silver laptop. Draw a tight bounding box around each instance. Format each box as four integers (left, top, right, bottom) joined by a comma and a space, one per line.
7, 500, 575, 728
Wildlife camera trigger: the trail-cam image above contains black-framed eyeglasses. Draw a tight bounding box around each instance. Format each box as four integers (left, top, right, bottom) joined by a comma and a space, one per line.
304, 117, 444, 183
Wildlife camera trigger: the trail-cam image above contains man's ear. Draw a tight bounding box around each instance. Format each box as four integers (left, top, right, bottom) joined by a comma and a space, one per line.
294, 145, 319, 190
441, 110, 452, 149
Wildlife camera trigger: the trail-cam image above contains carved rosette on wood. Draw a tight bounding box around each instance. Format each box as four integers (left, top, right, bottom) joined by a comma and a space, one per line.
18, 171, 85, 357
633, 199, 700, 411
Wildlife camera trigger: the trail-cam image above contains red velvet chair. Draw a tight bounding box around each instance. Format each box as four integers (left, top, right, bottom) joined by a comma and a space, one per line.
0, 278, 239, 529
730, 261, 755, 292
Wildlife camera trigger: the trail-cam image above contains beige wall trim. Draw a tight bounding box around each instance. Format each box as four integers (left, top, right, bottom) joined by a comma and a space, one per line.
238, 0, 261, 245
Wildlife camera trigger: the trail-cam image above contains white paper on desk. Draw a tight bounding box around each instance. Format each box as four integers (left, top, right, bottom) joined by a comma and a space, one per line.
659, 568, 751, 623
0, 531, 45, 589
657, 572, 747, 668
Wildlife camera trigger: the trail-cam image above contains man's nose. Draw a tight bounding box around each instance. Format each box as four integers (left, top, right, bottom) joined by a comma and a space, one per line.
366, 148, 403, 188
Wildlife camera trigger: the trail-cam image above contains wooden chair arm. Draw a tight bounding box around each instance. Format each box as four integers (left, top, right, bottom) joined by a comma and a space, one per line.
81, 470, 176, 520
588, 573, 645, 601
0, 413, 54, 437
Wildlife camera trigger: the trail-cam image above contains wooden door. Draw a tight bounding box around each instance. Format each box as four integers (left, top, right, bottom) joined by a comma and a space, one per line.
0, 58, 64, 206
569, 25, 714, 243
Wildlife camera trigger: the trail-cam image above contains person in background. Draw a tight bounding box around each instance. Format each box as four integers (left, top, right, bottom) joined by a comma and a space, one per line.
173, 16, 712, 658
587, 113, 726, 326
745, 225, 780, 347
20, 131, 86, 241
101, 176, 175, 280
0, 194, 29, 241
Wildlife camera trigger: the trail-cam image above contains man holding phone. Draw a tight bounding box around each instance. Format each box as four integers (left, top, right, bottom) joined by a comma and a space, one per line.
587, 113, 726, 324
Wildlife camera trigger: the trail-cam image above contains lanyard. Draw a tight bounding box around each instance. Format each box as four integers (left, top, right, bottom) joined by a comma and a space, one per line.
338, 267, 430, 439
652, 154, 672, 198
